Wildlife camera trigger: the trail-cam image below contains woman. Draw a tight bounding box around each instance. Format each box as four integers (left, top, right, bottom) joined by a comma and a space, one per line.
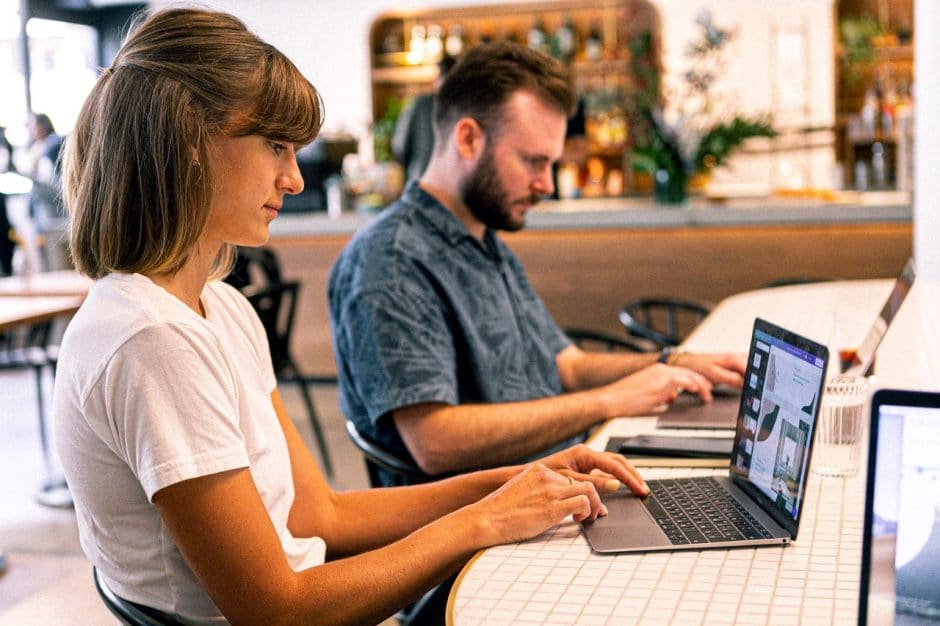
53, 8, 648, 625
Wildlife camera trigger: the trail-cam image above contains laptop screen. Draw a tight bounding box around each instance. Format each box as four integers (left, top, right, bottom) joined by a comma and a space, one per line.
860, 389, 940, 626
728, 318, 828, 538
843, 257, 916, 376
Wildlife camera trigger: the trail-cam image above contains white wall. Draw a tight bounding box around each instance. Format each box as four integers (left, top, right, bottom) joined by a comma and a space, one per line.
152, 0, 835, 187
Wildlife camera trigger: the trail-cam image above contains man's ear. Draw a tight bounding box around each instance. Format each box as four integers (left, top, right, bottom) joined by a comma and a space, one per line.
452, 117, 485, 162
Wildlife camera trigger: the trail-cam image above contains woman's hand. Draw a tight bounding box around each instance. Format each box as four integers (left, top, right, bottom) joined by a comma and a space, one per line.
465, 463, 606, 546
461, 444, 650, 548
537, 443, 649, 497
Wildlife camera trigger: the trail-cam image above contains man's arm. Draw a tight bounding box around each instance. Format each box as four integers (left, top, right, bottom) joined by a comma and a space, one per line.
393, 362, 711, 474
555, 345, 747, 391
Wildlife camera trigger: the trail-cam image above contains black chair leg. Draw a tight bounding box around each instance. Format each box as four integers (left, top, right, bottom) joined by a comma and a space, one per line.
295, 379, 334, 477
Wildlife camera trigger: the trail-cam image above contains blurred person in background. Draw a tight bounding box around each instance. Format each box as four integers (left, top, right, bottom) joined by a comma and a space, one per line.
23, 113, 64, 234
392, 55, 458, 183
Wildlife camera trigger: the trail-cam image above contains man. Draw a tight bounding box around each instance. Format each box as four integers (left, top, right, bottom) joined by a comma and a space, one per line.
329, 42, 745, 486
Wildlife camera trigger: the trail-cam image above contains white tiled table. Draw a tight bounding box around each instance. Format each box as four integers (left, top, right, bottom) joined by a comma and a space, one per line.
447, 278, 931, 626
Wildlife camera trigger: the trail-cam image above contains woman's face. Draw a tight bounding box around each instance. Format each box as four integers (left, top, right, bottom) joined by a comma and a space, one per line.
203, 134, 304, 249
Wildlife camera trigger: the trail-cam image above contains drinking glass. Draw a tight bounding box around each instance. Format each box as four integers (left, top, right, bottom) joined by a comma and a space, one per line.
813, 375, 868, 478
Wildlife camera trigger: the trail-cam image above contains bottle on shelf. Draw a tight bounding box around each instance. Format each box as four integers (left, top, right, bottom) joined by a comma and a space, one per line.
445, 23, 465, 57
584, 21, 603, 62
479, 22, 495, 45
880, 74, 897, 137
859, 87, 878, 139
527, 18, 549, 55
380, 22, 404, 54
554, 16, 578, 62
425, 24, 444, 62
895, 80, 914, 192
406, 25, 426, 65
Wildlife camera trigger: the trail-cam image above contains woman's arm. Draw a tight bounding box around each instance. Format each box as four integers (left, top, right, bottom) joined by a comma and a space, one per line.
273, 390, 514, 556
154, 455, 605, 625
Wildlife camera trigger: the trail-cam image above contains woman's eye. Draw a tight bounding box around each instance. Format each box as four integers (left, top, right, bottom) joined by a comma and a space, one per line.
270, 141, 287, 155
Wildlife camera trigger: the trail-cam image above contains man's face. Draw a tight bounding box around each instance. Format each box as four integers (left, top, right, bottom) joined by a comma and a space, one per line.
459, 91, 567, 232
459, 142, 524, 231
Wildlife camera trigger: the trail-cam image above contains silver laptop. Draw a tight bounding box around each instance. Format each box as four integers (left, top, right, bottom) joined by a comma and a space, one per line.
582, 318, 828, 554
657, 257, 916, 430
859, 389, 940, 626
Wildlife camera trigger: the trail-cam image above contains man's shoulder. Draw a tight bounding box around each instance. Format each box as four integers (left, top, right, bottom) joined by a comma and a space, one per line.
344, 197, 445, 264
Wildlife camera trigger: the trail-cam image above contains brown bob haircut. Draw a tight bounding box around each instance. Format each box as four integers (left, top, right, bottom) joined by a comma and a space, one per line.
65, 8, 323, 280
433, 41, 576, 147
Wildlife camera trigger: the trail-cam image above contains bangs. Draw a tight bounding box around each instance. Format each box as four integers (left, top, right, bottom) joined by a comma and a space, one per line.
236, 47, 323, 145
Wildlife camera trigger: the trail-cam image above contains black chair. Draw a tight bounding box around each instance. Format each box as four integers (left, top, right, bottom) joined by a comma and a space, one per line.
92, 567, 183, 625
344, 419, 431, 488
563, 327, 646, 353
618, 297, 713, 349
761, 276, 836, 289
243, 281, 333, 477
0, 320, 70, 504
342, 419, 453, 624
225, 246, 284, 291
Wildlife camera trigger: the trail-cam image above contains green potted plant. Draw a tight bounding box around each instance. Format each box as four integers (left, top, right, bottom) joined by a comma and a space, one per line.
629, 10, 777, 205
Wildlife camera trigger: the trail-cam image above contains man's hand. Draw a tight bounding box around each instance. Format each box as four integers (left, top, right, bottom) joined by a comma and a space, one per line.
672, 353, 746, 388
596, 363, 713, 416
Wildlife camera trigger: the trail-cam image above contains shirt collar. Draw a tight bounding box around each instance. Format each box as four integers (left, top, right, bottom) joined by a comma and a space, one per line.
405, 181, 503, 261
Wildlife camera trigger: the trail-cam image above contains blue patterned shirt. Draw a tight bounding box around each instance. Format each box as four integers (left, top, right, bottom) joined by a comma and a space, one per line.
328, 182, 577, 482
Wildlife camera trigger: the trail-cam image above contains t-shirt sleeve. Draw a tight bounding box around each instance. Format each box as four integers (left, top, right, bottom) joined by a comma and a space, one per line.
98, 324, 250, 500
336, 283, 458, 424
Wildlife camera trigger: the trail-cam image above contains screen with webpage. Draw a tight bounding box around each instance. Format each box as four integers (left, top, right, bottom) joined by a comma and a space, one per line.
729, 328, 825, 521
867, 404, 940, 625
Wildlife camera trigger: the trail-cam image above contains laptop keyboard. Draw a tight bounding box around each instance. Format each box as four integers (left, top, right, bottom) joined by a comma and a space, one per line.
644, 477, 776, 545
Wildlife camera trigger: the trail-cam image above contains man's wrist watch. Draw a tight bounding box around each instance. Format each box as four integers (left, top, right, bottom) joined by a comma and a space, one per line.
658, 346, 674, 364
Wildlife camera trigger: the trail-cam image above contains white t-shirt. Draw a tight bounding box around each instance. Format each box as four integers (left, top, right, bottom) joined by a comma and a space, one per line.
53, 273, 326, 624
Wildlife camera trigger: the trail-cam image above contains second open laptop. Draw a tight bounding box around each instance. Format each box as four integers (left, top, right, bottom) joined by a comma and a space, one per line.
657, 257, 916, 430
582, 318, 828, 554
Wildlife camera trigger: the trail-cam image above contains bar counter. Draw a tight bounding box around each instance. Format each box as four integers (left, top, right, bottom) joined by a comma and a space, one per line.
265, 192, 912, 376
269, 191, 911, 237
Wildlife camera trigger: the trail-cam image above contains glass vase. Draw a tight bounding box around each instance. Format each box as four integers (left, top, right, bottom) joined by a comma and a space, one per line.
653, 168, 688, 205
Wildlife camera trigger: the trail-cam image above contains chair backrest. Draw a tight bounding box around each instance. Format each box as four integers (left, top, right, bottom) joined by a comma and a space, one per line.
225, 246, 284, 291
244, 281, 301, 377
0, 321, 53, 369
344, 419, 433, 487
92, 567, 183, 626
761, 276, 835, 289
618, 297, 713, 348
563, 327, 646, 353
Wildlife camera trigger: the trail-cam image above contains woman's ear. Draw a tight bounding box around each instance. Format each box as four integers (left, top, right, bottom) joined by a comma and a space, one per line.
452, 117, 485, 162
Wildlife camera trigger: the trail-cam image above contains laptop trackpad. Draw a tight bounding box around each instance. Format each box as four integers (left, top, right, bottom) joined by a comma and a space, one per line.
581, 492, 669, 553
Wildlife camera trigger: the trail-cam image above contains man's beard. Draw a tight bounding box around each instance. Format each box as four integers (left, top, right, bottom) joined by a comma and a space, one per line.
459, 146, 539, 232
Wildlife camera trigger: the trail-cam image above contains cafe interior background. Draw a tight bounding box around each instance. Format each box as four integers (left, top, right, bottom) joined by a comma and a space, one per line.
4, 0, 936, 374
0, 0, 938, 622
